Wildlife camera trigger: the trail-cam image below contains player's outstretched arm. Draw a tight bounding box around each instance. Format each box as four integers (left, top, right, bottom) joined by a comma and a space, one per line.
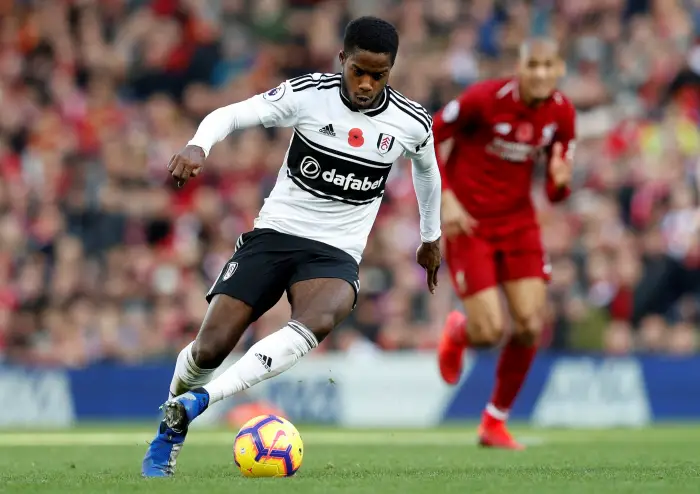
170, 80, 301, 188
169, 100, 265, 187
187, 100, 264, 158
408, 132, 442, 293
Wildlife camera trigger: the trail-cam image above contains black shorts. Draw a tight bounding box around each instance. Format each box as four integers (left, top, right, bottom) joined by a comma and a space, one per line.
206, 228, 360, 322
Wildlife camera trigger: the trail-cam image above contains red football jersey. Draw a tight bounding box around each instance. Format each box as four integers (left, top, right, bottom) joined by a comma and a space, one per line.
434, 78, 576, 236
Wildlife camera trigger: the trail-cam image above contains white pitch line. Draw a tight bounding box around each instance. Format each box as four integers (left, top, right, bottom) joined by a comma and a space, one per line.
0, 431, 534, 447
2, 429, 691, 447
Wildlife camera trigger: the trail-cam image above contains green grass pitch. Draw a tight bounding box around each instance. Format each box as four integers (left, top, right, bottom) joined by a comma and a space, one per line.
1, 425, 698, 493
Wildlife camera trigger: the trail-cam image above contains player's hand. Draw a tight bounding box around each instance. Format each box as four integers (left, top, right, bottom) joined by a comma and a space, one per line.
549, 142, 572, 188
168, 145, 205, 188
442, 190, 478, 237
416, 239, 441, 294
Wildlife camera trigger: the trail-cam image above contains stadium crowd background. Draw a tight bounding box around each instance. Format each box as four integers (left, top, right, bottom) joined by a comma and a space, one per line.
1, 0, 700, 366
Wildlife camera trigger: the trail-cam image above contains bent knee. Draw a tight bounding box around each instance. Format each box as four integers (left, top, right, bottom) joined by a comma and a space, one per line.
511, 312, 543, 346
467, 319, 505, 347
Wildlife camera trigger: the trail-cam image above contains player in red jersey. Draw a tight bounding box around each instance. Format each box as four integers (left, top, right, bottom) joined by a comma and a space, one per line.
434, 38, 575, 449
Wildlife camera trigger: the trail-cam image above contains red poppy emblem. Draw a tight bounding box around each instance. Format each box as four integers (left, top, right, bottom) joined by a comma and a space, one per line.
348, 128, 364, 147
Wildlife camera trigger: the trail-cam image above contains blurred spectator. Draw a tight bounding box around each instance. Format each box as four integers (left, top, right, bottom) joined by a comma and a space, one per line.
1, 0, 700, 367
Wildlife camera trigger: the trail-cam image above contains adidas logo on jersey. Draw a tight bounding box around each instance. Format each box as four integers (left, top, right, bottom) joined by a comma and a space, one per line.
318, 124, 336, 137
255, 353, 272, 371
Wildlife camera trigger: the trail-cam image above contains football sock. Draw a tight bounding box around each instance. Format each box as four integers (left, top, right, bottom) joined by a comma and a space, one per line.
487, 339, 537, 419
204, 321, 318, 404
168, 341, 216, 400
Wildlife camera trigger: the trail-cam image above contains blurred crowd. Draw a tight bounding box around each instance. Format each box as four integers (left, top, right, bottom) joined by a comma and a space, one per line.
1, 0, 700, 367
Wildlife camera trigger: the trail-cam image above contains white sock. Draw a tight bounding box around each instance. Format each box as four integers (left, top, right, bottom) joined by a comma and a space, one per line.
486, 403, 509, 421
168, 341, 216, 400
204, 320, 318, 404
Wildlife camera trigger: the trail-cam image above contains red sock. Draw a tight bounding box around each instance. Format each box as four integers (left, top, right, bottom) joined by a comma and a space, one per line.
488, 340, 537, 416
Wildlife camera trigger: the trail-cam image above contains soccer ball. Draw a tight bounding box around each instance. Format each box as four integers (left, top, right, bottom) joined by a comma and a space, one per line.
233, 414, 304, 477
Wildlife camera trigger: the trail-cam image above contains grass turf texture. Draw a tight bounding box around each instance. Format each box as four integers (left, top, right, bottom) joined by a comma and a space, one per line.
1, 426, 698, 493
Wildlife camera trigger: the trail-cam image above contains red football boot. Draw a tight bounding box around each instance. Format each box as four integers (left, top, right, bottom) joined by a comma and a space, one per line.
477, 411, 525, 450
437, 311, 468, 385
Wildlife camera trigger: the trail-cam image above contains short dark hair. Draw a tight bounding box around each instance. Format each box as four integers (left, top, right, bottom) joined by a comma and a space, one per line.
343, 16, 399, 65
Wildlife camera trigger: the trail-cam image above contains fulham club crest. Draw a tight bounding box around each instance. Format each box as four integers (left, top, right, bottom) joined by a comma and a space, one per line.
376, 133, 395, 155
222, 261, 238, 281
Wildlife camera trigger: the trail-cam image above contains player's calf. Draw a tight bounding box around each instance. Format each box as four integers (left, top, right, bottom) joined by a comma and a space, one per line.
504, 277, 546, 346
462, 287, 506, 347
190, 295, 255, 369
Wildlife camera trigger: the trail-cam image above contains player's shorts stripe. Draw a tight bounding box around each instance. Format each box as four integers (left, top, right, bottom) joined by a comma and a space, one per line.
389, 93, 431, 132
294, 130, 391, 169
389, 88, 433, 124
286, 170, 382, 205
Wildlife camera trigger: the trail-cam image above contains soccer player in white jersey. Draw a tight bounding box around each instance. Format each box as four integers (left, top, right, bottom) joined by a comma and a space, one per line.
142, 16, 442, 477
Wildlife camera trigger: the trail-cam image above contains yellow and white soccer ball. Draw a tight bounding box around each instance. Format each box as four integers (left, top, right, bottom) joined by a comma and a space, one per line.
233, 414, 304, 477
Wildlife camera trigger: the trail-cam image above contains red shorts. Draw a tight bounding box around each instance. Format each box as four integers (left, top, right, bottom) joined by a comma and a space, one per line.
445, 226, 550, 298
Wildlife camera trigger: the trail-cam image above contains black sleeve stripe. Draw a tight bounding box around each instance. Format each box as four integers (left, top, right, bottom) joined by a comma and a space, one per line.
420, 134, 430, 147
391, 98, 433, 130
316, 82, 341, 90
415, 134, 431, 152
289, 73, 340, 88
390, 94, 431, 133
292, 81, 341, 93
291, 76, 341, 93
391, 91, 433, 123
388, 88, 433, 124
289, 74, 314, 87
388, 89, 432, 126
292, 81, 321, 92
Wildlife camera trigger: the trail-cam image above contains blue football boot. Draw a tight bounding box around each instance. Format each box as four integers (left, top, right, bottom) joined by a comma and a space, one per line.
141, 388, 210, 477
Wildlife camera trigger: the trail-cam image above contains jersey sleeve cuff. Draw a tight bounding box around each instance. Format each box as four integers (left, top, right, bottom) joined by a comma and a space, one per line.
186, 139, 211, 158
421, 231, 441, 243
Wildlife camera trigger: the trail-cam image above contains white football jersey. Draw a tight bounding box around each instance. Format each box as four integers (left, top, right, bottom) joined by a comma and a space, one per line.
248, 73, 434, 263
